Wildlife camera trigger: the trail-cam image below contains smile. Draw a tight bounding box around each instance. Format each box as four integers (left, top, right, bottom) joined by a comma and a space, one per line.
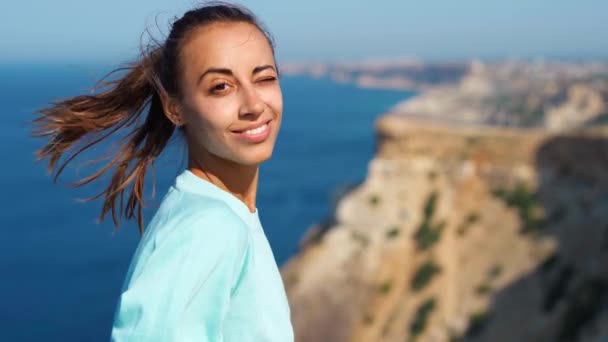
233, 119, 273, 143
243, 123, 268, 135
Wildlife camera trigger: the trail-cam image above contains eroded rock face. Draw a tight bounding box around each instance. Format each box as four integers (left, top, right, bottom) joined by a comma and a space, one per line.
281, 117, 608, 342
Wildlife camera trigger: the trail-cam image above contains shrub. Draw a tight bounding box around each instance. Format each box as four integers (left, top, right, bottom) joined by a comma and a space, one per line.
423, 191, 438, 219
410, 298, 437, 338
411, 260, 441, 292
465, 310, 491, 338
492, 183, 546, 234
414, 220, 446, 250
377, 280, 393, 294
466, 212, 480, 224
457, 212, 480, 237
369, 194, 381, 207
475, 283, 492, 295
414, 191, 446, 250
487, 264, 502, 279
386, 226, 400, 239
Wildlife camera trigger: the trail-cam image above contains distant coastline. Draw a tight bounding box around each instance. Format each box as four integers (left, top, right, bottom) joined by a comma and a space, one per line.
283, 59, 608, 130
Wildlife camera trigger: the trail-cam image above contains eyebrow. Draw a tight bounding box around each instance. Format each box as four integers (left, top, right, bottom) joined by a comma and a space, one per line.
197, 64, 276, 85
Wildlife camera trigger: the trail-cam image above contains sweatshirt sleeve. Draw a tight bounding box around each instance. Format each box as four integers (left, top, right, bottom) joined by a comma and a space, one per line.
111, 204, 252, 342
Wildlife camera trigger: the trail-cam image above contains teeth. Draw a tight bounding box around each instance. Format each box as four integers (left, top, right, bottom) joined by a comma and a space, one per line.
243, 123, 268, 135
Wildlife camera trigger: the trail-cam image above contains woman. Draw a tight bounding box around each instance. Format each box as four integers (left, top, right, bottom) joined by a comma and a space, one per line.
31, 2, 294, 341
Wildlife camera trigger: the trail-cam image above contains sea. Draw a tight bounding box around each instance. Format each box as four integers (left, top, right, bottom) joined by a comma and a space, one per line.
0, 62, 413, 341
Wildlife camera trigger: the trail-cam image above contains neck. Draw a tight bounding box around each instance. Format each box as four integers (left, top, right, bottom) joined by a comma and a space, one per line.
187, 150, 259, 214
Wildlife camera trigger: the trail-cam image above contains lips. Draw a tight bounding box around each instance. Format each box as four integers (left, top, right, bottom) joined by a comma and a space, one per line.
232, 119, 272, 133
232, 119, 273, 144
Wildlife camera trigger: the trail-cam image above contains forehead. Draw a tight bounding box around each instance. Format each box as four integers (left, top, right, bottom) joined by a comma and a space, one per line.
180, 21, 274, 74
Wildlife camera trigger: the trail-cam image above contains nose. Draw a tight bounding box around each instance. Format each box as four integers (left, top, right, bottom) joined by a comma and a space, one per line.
238, 85, 265, 118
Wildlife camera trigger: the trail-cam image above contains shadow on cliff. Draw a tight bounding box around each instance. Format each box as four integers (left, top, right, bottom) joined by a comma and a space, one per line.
459, 135, 608, 342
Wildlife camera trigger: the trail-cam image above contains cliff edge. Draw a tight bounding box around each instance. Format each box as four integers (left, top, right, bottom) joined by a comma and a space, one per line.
281, 61, 608, 342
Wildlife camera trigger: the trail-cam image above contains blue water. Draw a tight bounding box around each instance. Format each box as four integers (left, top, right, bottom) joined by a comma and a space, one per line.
0, 63, 412, 341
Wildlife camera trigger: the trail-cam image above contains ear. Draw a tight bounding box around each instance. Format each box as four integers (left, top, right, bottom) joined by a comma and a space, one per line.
158, 91, 185, 127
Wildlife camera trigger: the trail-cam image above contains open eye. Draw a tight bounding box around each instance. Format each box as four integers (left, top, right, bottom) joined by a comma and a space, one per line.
210, 82, 230, 94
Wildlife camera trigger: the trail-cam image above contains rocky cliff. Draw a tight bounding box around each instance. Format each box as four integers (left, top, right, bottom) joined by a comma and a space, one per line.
280, 62, 608, 342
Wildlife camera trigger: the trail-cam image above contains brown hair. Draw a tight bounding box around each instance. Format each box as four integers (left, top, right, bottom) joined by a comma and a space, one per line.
30, 1, 277, 235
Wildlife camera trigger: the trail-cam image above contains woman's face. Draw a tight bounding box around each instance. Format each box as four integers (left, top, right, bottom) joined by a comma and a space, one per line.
175, 21, 282, 166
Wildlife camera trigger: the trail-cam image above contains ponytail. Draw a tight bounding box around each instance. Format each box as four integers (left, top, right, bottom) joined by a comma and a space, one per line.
31, 47, 175, 235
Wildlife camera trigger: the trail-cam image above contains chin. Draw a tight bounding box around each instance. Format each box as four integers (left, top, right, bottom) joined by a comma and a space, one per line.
235, 146, 275, 166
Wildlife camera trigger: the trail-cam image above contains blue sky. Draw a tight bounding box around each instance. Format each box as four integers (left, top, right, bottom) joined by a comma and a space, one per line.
2, 0, 607, 63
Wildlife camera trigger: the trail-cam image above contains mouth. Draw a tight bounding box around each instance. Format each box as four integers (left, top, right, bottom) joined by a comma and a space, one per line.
232, 119, 273, 143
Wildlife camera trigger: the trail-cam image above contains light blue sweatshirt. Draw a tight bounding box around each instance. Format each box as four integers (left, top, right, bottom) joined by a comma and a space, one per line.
111, 169, 294, 341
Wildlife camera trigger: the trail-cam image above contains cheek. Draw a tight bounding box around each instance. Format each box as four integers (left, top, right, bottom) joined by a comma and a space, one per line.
191, 96, 234, 128
186, 101, 235, 144
262, 87, 283, 117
